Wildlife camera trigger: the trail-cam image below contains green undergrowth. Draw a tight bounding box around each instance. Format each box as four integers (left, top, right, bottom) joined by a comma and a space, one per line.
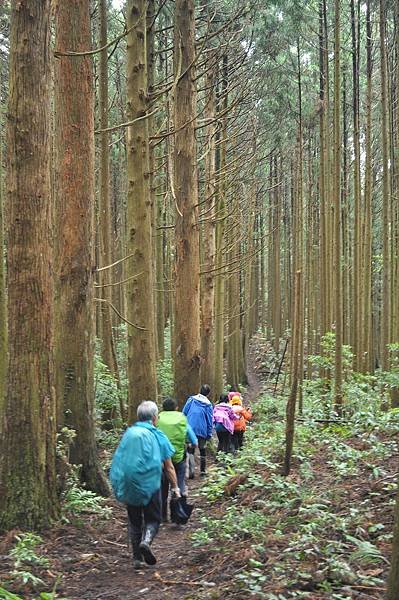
191, 392, 399, 599
0, 534, 67, 599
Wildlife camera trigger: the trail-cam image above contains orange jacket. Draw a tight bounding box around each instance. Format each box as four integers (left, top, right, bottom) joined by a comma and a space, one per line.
231, 404, 252, 432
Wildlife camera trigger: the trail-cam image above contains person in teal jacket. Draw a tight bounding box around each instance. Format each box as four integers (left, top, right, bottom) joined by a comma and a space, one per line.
110, 401, 180, 568
157, 397, 198, 521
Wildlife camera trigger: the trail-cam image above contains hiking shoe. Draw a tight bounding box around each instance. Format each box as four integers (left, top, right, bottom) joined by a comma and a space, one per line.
200, 471, 207, 478
133, 559, 146, 570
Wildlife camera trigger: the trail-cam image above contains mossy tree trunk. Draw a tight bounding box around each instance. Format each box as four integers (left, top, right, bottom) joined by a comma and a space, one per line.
0, 0, 60, 530
126, 0, 157, 420
0, 58, 6, 426
200, 40, 216, 390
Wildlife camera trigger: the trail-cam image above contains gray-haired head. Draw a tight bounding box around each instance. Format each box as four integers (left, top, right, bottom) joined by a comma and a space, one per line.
137, 400, 158, 422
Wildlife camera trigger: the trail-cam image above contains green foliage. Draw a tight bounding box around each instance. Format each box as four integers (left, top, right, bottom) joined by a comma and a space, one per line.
56, 427, 76, 464
0, 589, 21, 600
156, 324, 174, 398
346, 535, 385, 566
0, 587, 68, 600
7, 533, 49, 589
156, 358, 173, 397
62, 472, 112, 522
94, 355, 124, 428
56, 429, 112, 521
192, 387, 393, 597
302, 332, 399, 422
9, 534, 49, 569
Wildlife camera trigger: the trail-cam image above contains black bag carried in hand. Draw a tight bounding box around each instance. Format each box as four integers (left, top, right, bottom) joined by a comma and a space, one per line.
170, 496, 194, 525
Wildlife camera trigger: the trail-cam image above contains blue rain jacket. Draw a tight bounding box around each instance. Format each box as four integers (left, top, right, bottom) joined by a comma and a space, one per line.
182, 394, 213, 439
110, 421, 175, 507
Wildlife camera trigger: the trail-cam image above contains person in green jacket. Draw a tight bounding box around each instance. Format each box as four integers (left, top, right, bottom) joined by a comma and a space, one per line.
157, 397, 198, 521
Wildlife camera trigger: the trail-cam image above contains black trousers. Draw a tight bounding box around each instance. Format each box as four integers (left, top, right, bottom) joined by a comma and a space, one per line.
216, 429, 232, 453
187, 436, 207, 473
232, 430, 244, 450
161, 459, 186, 519
127, 489, 161, 537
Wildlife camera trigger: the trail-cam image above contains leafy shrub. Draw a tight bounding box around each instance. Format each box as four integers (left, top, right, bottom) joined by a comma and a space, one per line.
156, 358, 173, 397
7, 533, 50, 589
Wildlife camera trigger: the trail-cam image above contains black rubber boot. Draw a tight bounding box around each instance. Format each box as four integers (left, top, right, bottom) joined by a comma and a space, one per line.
139, 524, 158, 565
131, 529, 144, 569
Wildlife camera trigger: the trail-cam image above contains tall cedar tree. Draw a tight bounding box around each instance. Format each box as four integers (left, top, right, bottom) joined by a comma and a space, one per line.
126, 0, 157, 421
333, 0, 343, 413
0, 56, 6, 424
54, 0, 108, 494
98, 0, 120, 385
173, 0, 201, 404
0, 0, 59, 530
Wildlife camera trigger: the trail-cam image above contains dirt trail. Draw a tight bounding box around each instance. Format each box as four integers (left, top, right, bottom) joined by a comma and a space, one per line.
53, 490, 210, 599
0, 352, 264, 600
54, 360, 263, 599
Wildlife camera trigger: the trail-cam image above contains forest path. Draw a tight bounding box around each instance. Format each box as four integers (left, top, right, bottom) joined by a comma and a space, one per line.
53, 351, 265, 600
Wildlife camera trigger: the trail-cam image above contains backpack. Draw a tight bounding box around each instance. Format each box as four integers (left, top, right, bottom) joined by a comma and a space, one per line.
157, 411, 188, 463
110, 424, 162, 506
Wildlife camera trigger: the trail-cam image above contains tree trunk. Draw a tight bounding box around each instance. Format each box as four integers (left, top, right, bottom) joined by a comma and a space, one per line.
98, 0, 120, 385
0, 58, 6, 425
379, 0, 390, 372
284, 270, 302, 477
173, 0, 201, 404
0, 0, 60, 530
54, 0, 109, 495
362, 0, 373, 373
351, 0, 362, 370
126, 0, 157, 420
333, 0, 343, 413
200, 36, 216, 388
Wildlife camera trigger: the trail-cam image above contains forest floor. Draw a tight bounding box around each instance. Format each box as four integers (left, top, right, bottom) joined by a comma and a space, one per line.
0, 337, 397, 599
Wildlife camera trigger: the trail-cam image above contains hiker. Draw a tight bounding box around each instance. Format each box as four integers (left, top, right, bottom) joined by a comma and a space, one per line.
230, 395, 252, 450
213, 394, 238, 453
182, 384, 213, 477
157, 397, 198, 521
109, 401, 180, 568
227, 385, 242, 403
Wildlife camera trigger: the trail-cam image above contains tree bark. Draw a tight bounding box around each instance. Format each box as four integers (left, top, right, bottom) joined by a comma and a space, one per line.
0, 0, 60, 530
126, 0, 158, 420
0, 58, 6, 426
333, 0, 343, 413
173, 0, 201, 404
200, 39, 216, 390
379, 0, 391, 372
54, 0, 109, 495
98, 0, 120, 385
362, 0, 373, 373
284, 270, 302, 477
